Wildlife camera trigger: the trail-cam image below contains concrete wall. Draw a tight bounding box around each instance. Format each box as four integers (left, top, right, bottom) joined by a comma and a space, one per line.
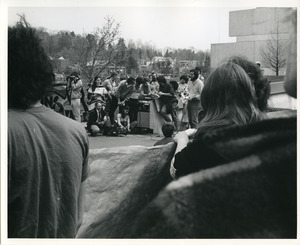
211, 7, 291, 74
268, 81, 296, 109
268, 94, 297, 109
229, 8, 291, 37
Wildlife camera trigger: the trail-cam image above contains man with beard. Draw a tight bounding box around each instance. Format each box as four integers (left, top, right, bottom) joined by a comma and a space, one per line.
187, 69, 204, 128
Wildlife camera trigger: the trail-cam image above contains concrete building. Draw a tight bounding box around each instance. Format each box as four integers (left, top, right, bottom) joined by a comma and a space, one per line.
211, 7, 296, 109
211, 7, 292, 75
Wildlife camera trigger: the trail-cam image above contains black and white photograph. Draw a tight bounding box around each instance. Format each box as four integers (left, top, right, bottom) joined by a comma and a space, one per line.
1, 0, 298, 244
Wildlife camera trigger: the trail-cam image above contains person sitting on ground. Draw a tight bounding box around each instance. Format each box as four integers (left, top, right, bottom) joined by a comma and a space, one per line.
116, 106, 137, 135
154, 122, 176, 146
87, 101, 111, 136
51, 96, 65, 116
171, 61, 265, 179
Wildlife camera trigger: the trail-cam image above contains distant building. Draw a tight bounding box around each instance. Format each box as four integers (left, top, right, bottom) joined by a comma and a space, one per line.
211, 7, 291, 75
178, 60, 198, 74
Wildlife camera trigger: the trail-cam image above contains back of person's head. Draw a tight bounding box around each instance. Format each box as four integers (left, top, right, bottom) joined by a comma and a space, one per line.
126, 76, 136, 85
108, 72, 117, 79
169, 80, 179, 91
135, 76, 144, 87
228, 56, 270, 111
179, 75, 189, 83
70, 71, 79, 78
198, 62, 263, 134
157, 75, 167, 84
143, 77, 149, 83
8, 17, 54, 109
195, 67, 202, 74
162, 123, 175, 137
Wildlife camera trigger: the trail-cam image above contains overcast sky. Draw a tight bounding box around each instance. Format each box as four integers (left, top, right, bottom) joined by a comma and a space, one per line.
5, 0, 298, 52
7, 6, 245, 51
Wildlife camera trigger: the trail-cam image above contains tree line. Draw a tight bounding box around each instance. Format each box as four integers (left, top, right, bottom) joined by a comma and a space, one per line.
35, 16, 211, 83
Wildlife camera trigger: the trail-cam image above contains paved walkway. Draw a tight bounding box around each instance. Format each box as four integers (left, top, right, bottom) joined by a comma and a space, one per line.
88, 133, 163, 149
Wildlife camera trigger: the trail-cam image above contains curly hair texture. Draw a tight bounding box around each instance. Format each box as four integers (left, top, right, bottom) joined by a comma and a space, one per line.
228, 56, 271, 111
8, 18, 54, 109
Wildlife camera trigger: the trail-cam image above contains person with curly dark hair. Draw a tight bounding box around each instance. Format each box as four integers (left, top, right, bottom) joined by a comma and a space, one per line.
8, 18, 89, 238
228, 56, 271, 112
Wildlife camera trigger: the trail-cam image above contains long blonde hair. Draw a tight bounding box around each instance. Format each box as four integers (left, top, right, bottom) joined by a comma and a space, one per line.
195, 62, 264, 136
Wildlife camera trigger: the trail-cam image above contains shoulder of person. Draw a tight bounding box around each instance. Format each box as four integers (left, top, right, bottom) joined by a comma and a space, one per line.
196, 78, 203, 84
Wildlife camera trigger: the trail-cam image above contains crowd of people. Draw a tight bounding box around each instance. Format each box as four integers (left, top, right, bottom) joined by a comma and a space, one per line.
7, 9, 296, 238
62, 65, 208, 137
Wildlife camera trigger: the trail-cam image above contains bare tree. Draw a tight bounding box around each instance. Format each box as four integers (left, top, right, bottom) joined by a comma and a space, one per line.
72, 16, 127, 83
260, 21, 288, 76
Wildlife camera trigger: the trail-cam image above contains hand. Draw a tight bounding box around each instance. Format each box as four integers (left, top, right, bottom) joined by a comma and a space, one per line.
185, 128, 197, 138
173, 131, 189, 144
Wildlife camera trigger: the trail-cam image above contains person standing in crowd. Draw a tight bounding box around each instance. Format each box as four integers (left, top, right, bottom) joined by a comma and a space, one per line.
128, 76, 142, 123
79, 77, 89, 122
87, 101, 111, 136
109, 77, 136, 124
149, 72, 160, 95
154, 122, 176, 146
87, 75, 112, 111
8, 19, 89, 238
157, 75, 178, 130
68, 71, 83, 122
105, 72, 119, 93
197, 56, 271, 124
187, 69, 204, 128
177, 75, 189, 130
171, 62, 264, 178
